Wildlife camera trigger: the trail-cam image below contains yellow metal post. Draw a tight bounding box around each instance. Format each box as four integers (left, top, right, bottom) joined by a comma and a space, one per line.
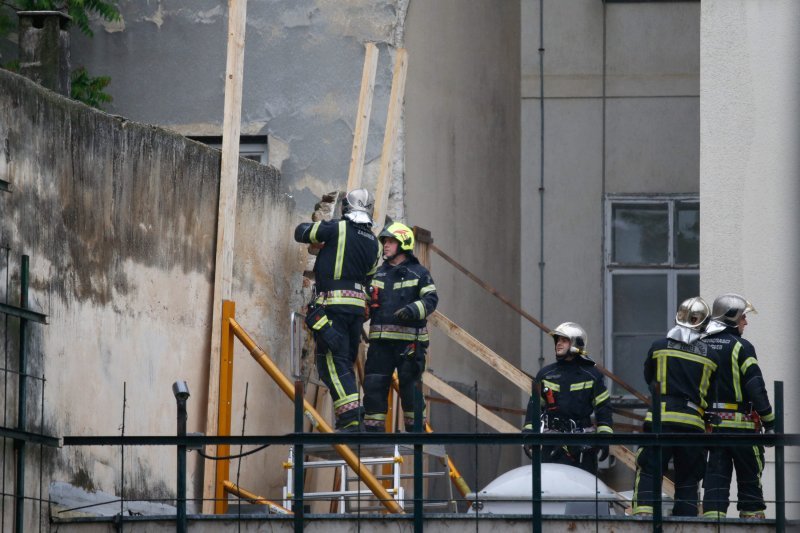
229, 317, 404, 514
214, 300, 236, 514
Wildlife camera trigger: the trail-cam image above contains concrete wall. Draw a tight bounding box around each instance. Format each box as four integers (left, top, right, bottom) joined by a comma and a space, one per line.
404, 0, 521, 488
66, 0, 410, 214
520, 0, 699, 373
0, 69, 306, 525
700, 0, 800, 518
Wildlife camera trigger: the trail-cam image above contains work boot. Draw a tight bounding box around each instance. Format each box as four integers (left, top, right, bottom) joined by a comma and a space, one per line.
336, 421, 362, 433
739, 511, 766, 519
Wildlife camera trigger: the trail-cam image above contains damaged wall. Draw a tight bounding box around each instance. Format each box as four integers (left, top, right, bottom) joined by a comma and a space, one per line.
67, 0, 410, 214
0, 68, 307, 522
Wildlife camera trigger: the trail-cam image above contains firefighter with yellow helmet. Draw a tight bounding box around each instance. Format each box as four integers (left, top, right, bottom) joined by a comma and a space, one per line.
363, 221, 438, 432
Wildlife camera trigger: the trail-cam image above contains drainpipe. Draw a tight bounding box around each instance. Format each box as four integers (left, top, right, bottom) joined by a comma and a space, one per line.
537, 0, 546, 370
172, 381, 190, 533
14, 255, 29, 533
17, 11, 72, 96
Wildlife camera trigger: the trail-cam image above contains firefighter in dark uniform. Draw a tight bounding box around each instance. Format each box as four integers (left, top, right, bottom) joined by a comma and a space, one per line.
632, 297, 719, 517
521, 322, 613, 475
294, 189, 381, 432
702, 293, 775, 519
363, 222, 438, 432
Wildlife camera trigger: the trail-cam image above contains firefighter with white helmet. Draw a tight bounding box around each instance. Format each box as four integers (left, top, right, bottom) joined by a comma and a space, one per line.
702, 293, 774, 519
632, 296, 719, 517
363, 221, 438, 432
521, 321, 614, 475
294, 189, 382, 432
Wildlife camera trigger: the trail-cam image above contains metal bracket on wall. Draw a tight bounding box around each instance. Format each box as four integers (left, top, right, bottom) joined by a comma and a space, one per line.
0, 178, 9, 192
0, 426, 60, 447
0, 302, 47, 324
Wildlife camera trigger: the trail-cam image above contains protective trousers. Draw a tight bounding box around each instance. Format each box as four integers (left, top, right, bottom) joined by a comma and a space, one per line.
542, 444, 597, 475
633, 425, 705, 516
314, 310, 364, 431
363, 340, 426, 432
702, 429, 766, 517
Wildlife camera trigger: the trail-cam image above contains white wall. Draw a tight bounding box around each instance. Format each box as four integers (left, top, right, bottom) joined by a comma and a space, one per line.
700, 0, 800, 519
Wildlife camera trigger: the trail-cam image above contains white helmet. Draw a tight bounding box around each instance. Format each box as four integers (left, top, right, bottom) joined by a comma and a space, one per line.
711, 293, 756, 327
675, 296, 710, 330
551, 322, 588, 355
342, 188, 374, 224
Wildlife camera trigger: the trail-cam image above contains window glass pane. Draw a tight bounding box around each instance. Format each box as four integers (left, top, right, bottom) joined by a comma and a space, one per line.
612, 335, 660, 396
676, 273, 700, 309
612, 203, 669, 264
674, 201, 699, 265
612, 274, 668, 333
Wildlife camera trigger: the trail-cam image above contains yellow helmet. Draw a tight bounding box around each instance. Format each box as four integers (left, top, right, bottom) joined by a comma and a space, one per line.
378, 221, 415, 252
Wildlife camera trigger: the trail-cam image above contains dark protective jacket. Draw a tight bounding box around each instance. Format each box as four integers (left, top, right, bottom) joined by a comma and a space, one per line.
295, 218, 381, 314
368, 255, 438, 342
523, 357, 613, 434
643, 336, 719, 431
703, 326, 775, 431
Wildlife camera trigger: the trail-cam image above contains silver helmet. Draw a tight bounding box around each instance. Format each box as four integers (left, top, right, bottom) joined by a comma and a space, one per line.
711, 293, 756, 327
675, 296, 710, 330
551, 322, 588, 355
342, 188, 374, 224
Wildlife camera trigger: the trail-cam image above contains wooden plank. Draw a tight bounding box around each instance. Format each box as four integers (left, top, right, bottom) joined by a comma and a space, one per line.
422, 372, 517, 433
346, 42, 379, 191
372, 48, 408, 230
202, 0, 248, 514
428, 311, 532, 395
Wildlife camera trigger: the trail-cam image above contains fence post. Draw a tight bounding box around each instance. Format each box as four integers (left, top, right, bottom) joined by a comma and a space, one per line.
652, 384, 662, 533
775, 381, 784, 532
173, 381, 190, 533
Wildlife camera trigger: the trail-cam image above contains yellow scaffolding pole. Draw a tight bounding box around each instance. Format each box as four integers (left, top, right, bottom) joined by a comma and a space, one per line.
213, 300, 404, 514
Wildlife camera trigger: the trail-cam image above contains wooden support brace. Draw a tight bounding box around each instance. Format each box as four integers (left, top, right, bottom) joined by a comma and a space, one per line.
422, 372, 517, 434
372, 48, 408, 230
347, 42, 379, 191
428, 311, 532, 395
203, 0, 248, 513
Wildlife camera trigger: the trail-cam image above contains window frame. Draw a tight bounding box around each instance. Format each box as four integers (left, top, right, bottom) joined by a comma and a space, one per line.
603, 194, 699, 398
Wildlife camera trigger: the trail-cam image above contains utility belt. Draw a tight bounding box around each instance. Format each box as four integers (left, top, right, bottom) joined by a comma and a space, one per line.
540, 414, 593, 434
705, 402, 760, 430
314, 287, 367, 308
368, 324, 429, 342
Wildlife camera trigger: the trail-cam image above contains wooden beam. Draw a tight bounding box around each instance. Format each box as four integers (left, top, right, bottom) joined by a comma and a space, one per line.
428, 311, 532, 395
422, 372, 517, 433
347, 42, 379, 191
202, 0, 248, 514
372, 48, 408, 230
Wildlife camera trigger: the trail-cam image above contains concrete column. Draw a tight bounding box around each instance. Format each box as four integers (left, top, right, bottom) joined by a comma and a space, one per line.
18, 11, 71, 96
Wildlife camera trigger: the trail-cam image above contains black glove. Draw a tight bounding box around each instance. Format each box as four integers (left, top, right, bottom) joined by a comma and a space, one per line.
523, 444, 534, 460
596, 445, 609, 462
764, 428, 775, 448
394, 305, 415, 321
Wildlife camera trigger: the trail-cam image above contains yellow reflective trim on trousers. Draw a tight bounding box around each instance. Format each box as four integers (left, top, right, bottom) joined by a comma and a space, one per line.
594, 390, 610, 406
703, 511, 726, 518
732, 341, 743, 402
365, 413, 386, 421
311, 315, 329, 330
570, 381, 593, 391
522, 423, 533, 431
597, 425, 613, 434
740, 356, 759, 375
371, 280, 385, 289
632, 447, 645, 512
419, 284, 436, 296
414, 301, 426, 318
334, 220, 346, 280
754, 446, 763, 483
325, 353, 347, 400
309, 221, 322, 244
334, 393, 360, 409
541, 380, 560, 392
